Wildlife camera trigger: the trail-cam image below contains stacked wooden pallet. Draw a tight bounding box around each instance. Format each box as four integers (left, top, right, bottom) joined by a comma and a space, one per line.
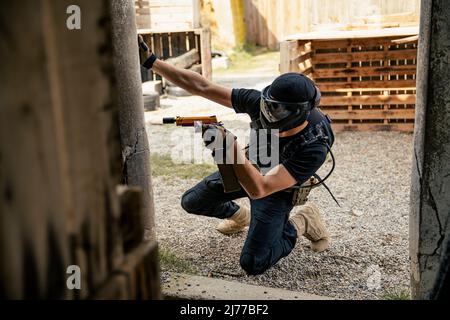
280, 27, 419, 132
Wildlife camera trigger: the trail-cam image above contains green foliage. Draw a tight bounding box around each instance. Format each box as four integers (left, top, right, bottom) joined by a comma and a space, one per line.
380, 288, 411, 300
159, 246, 196, 274
151, 153, 216, 181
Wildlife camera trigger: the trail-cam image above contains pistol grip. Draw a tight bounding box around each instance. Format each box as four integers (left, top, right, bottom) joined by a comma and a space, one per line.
217, 164, 241, 193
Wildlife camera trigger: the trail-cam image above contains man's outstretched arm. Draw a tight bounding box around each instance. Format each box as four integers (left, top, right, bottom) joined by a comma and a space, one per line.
152, 60, 232, 107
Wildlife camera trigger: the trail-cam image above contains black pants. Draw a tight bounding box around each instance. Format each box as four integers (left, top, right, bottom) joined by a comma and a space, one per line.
181, 171, 298, 275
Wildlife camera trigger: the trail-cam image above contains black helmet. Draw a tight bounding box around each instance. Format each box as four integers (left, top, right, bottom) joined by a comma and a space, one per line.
260, 73, 321, 132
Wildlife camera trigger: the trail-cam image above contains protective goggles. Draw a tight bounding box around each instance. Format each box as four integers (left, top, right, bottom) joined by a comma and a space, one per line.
260, 87, 311, 123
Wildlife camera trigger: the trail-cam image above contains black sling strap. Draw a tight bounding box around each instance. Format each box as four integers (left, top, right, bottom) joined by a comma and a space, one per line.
281, 121, 341, 207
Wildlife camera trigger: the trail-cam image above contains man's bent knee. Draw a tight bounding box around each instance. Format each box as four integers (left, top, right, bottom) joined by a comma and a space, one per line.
180, 189, 202, 214
239, 252, 268, 276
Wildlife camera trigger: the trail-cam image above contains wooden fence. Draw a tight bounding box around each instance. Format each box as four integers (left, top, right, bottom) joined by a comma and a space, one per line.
280, 27, 419, 132
135, 0, 200, 30
244, 0, 420, 49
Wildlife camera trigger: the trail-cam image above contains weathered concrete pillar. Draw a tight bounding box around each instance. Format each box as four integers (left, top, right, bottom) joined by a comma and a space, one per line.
110, 0, 155, 239
410, 0, 450, 299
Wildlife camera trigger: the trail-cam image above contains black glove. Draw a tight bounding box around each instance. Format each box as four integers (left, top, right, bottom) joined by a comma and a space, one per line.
202, 124, 237, 165
138, 35, 149, 52
138, 35, 157, 69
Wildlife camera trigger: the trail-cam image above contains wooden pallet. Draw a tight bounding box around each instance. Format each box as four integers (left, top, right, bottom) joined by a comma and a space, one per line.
280, 27, 419, 132
134, 0, 200, 31
138, 28, 212, 81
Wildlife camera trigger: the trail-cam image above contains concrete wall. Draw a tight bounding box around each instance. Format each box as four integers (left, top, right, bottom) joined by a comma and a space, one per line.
410, 0, 450, 299
111, 0, 156, 240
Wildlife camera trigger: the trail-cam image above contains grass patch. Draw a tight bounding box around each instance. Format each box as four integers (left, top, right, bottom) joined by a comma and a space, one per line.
151, 153, 216, 181
159, 246, 195, 274
380, 288, 411, 300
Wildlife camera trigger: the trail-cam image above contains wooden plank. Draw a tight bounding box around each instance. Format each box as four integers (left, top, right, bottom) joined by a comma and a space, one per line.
267, 0, 277, 49
332, 123, 414, 132
151, 33, 162, 58
178, 32, 188, 55
259, 0, 267, 46
317, 79, 416, 91
346, 45, 353, 125
283, 41, 310, 64
313, 65, 417, 78
119, 241, 160, 300
135, 1, 149, 6
192, 0, 201, 28
321, 94, 416, 106
165, 49, 199, 68
284, 26, 419, 41
313, 38, 392, 49
326, 109, 415, 120
135, 8, 150, 15
149, 6, 193, 14
361, 12, 419, 24
391, 35, 419, 44
136, 15, 151, 30
138, 28, 195, 34
312, 37, 418, 50
280, 40, 300, 73
382, 45, 389, 124
161, 33, 170, 58
150, 22, 193, 31
169, 32, 181, 56
297, 58, 313, 75
187, 31, 196, 50
313, 49, 417, 63
200, 28, 212, 80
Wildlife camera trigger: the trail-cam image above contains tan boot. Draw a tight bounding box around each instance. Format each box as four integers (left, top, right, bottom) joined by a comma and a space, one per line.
216, 206, 250, 235
289, 203, 330, 252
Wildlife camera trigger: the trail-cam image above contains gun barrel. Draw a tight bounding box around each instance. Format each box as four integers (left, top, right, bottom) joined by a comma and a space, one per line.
162, 117, 177, 124
163, 116, 218, 126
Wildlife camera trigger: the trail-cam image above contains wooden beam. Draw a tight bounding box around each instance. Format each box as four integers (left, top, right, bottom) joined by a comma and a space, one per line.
332, 123, 414, 132
280, 40, 299, 73
326, 109, 415, 120
391, 35, 419, 44
199, 28, 212, 80
284, 27, 419, 42
313, 49, 417, 64
317, 79, 416, 91
313, 38, 397, 49
165, 48, 199, 69
321, 94, 416, 106
314, 65, 417, 78
297, 58, 313, 74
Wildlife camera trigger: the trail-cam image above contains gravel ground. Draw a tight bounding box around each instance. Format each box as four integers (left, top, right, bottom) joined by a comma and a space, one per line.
145, 65, 413, 300
150, 130, 412, 300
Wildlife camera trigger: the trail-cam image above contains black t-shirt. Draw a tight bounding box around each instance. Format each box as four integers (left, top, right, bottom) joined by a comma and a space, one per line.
231, 88, 334, 185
